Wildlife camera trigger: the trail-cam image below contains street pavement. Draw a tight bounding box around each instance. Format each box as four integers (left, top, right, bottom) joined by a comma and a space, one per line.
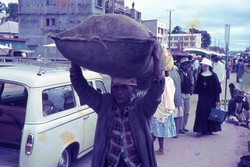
72, 72, 250, 167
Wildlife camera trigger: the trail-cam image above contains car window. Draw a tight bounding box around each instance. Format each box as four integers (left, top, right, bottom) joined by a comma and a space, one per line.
42, 85, 76, 116
0, 82, 28, 108
96, 80, 107, 94
0, 82, 27, 143
88, 81, 92, 87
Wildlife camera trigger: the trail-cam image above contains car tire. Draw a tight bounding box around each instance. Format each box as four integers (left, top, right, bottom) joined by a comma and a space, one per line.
57, 148, 71, 167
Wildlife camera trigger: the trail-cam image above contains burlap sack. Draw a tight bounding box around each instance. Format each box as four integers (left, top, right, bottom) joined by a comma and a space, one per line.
50, 14, 157, 78
163, 46, 174, 71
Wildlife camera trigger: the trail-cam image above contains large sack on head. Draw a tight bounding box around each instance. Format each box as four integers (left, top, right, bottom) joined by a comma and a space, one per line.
50, 14, 157, 78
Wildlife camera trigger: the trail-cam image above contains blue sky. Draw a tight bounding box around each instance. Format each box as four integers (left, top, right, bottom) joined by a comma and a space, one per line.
125, 0, 250, 51
3, 0, 250, 51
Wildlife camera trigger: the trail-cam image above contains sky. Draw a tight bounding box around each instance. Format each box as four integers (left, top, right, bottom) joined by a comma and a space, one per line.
1, 0, 16, 4
124, 0, 250, 51
2, 0, 250, 51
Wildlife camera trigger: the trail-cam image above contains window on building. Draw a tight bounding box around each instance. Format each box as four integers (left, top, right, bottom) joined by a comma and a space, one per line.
46, 0, 55, 5
46, 18, 56, 27
51, 18, 56, 26
137, 13, 141, 20
97, 0, 103, 7
164, 29, 167, 35
158, 37, 162, 43
46, 19, 50, 26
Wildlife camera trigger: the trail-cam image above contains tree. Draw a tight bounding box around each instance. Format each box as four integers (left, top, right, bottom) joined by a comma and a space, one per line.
189, 28, 211, 48
6, 3, 18, 21
201, 31, 211, 48
0, 2, 6, 13
172, 26, 185, 34
189, 27, 200, 34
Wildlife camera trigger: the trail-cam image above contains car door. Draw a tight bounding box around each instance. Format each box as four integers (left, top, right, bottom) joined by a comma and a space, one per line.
82, 79, 107, 150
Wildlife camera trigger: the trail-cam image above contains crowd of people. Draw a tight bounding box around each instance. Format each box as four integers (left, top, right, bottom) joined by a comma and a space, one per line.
69, 45, 249, 166
149, 50, 249, 155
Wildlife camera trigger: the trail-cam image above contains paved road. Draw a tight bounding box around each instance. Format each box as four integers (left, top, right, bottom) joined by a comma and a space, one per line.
72, 72, 250, 167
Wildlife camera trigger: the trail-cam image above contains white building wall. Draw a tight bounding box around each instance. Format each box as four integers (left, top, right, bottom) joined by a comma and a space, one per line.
142, 19, 168, 48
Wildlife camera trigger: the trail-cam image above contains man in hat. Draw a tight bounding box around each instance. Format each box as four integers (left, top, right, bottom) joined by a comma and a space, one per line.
178, 57, 194, 133
228, 90, 250, 128
42, 99, 58, 116
70, 44, 165, 167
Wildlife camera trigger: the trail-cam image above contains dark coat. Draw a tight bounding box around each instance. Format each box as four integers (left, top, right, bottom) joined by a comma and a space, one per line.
178, 68, 193, 94
237, 63, 245, 78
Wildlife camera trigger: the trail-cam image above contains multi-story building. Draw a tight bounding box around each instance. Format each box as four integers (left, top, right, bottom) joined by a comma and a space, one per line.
142, 19, 202, 50
0, 21, 26, 50
105, 0, 141, 22
0, 21, 18, 38
18, 0, 106, 57
170, 33, 202, 50
142, 19, 168, 48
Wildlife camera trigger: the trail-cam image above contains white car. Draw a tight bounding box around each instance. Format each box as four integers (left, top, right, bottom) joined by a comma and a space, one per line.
0, 62, 108, 167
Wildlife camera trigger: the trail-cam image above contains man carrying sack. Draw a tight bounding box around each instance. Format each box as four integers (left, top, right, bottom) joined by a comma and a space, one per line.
70, 43, 165, 167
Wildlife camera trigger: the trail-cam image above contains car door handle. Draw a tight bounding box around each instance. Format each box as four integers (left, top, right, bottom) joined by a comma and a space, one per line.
83, 116, 89, 120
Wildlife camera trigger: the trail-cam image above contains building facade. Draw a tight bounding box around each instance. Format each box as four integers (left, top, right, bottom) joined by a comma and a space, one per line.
142, 20, 202, 50
0, 21, 18, 38
169, 33, 202, 50
142, 19, 168, 48
105, 0, 141, 22
0, 37, 26, 50
18, 0, 106, 57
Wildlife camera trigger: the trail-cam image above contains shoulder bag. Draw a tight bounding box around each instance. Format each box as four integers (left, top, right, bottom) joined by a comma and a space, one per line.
208, 107, 227, 123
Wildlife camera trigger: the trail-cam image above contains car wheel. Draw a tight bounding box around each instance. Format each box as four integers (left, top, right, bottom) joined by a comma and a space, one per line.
57, 148, 71, 167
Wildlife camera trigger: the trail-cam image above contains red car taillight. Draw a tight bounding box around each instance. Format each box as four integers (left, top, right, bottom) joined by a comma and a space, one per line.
25, 134, 34, 155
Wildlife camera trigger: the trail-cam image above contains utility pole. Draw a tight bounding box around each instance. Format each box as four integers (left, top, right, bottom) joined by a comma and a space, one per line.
224, 24, 230, 110
191, 26, 193, 47
111, 0, 115, 13
167, 9, 174, 50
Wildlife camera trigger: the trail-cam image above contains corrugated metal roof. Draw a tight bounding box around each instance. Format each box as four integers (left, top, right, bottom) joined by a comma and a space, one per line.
0, 21, 18, 34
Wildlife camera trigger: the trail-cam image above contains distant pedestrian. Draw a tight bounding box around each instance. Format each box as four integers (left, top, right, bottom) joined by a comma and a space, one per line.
212, 56, 225, 83
178, 57, 194, 132
150, 71, 176, 155
193, 58, 222, 137
192, 55, 202, 86
169, 65, 184, 136
236, 59, 245, 83
232, 58, 237, 73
